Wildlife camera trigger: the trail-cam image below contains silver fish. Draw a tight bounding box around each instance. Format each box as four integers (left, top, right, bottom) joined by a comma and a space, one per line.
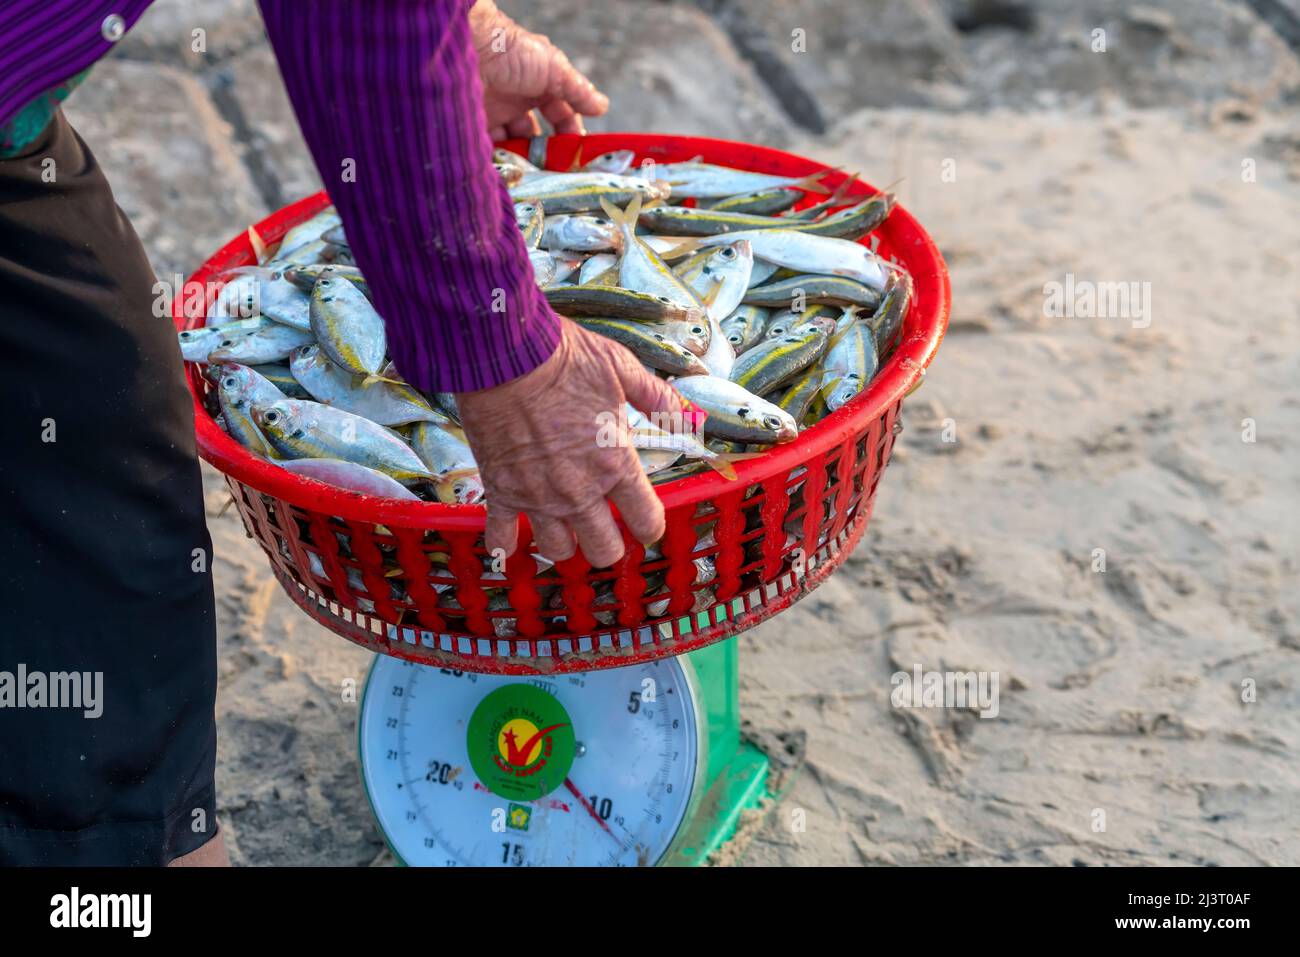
671, 375, 799, 444
698, 230, 889, 289
289, 344, 446, 426
278, 458, 421, 500
178, 317, 270, 362
277, 208, 340, 259
216, 363, 285, 458
541, 213, 620, 252
207, 322, 314, 364
650, 161, 832, 200
410, 422, 484, 504
253, 398, 434, 484
309, 274, 387, 379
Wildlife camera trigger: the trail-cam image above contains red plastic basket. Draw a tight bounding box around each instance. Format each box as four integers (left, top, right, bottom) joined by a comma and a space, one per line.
175, 133, 949, 675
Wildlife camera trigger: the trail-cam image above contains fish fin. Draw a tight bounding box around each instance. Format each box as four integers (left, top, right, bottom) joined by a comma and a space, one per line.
361, 373, 405, 388
567, 143, 585, 172
818, 372, 845, 401
709, 458, 739, 481
711, 452, 765, 481
793, 168, 840, 196
247, 225, 268, 264
655, 237, 703, 261
699, 276, 724, 310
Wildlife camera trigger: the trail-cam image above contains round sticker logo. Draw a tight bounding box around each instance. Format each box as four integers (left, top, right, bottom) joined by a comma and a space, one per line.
467, 684, 576, 800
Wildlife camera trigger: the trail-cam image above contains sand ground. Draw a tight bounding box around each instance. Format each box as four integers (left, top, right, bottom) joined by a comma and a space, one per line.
61, 0, 1300, 865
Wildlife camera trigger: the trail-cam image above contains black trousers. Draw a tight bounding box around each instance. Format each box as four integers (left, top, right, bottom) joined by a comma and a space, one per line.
0, 111, 218, 865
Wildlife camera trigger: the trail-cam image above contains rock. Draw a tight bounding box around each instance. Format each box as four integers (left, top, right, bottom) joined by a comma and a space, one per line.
115, 0, 266, 67
496, 0, 793, 145
210, 45, 324, 211
946, 0, 1300, 111
63, 60, 264, 280
696, 0, 967, 118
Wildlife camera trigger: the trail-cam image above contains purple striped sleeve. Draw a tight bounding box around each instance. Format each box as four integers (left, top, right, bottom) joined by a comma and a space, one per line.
257, 0, 561, 394
0, 2, 154, 129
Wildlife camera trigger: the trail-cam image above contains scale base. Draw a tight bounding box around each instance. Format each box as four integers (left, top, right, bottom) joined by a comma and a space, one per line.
662, 739, 770, 866
661, 726, 806, 866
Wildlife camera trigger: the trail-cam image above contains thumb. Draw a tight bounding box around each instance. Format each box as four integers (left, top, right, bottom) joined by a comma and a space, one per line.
616, 353, 687, 424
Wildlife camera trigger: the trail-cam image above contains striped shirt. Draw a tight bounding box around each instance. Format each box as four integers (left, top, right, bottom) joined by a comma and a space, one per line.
0, 0, 559, 393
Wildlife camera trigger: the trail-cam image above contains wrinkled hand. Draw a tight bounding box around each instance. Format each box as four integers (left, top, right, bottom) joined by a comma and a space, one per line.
470, 0, 609, 141
456, 321, 682, 567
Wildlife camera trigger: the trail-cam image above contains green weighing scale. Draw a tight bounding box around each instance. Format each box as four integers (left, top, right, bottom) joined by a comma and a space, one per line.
358, 635, 801, 866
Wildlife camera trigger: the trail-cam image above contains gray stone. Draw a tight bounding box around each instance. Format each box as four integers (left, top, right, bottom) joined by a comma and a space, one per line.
497, 0, 793, 145
209, 45, 324, 212
63, 60, 264, 280
115, 0, 266, 67
938, 0, 1300, 111
696, 0, 968, 117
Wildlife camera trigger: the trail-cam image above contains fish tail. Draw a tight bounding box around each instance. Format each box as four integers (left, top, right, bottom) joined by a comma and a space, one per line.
599, 193, 643, 231
794, 168, 840, 195
710, 457, 739, 481
816, 173, 860, 213
711, 451, 764, 481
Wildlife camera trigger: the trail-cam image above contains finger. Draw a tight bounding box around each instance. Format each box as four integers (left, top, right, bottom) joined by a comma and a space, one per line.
531, 514, 576, 563
484, 504, 521, 558
555, 53, 609, 117
607, 466, 665, 547
614, 352, 687, 427
506, 112, 542, 139
568, 501, 625, 568
540, 98, 583, 136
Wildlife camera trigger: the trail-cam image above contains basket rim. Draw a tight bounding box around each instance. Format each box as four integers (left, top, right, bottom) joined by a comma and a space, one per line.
178, 132, 950, 529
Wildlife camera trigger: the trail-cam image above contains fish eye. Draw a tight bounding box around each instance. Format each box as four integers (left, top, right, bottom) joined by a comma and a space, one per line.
594, 218, 608, 225
222, 376, 237, 388
180, 331, 193, 340
763, 415, 783, 430
728, 334, 742, 344
657, 296, 672, 304
690, 325, 706, 335
219, 339, 234, 347
265, 410, 280, 424
720, 248, 736, 259
454, 482, 467, 495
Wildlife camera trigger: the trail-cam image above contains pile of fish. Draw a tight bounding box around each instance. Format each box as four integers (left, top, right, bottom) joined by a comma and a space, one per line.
181, 149, 912, 507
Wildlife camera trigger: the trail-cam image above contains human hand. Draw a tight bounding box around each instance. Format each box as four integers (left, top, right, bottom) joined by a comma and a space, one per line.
469, 0, 609, 141
455, 320, 684, 567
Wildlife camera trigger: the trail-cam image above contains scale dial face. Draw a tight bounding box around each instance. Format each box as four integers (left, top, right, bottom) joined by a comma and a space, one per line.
359, 655, 702, 867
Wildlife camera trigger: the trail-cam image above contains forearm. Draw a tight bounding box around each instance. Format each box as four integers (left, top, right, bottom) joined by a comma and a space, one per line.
257, 0, 560, 393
